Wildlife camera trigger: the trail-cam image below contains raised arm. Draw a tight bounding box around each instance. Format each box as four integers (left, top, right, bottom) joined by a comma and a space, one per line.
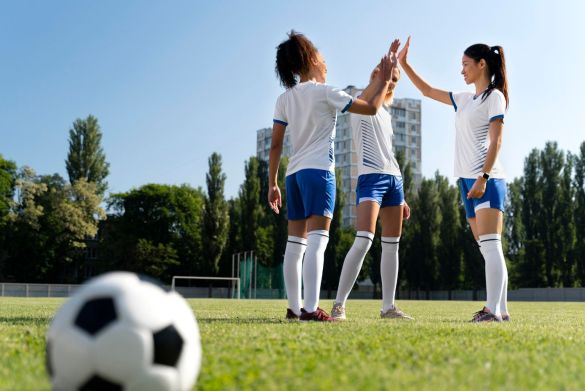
398, 36, 452, 106
348, 39, 401, 115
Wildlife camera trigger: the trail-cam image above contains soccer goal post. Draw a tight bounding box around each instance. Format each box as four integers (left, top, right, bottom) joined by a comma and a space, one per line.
171, 276, 241, 299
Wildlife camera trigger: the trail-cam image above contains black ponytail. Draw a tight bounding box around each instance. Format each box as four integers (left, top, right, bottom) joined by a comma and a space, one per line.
275, 31, 319, 89
464, 44, 509, 108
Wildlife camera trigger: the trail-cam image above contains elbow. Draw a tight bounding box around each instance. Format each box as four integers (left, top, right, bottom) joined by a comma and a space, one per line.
421, 88, 432, 98
366, 106, 378, 115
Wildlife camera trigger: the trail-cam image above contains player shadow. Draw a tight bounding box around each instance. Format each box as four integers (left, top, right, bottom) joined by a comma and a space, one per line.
197, 317, 296, 324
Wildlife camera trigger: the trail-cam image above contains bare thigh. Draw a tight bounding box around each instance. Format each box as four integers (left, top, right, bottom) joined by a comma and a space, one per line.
475, 208, 503, 236
380, 204, 404, 237
355, 201, 380, 234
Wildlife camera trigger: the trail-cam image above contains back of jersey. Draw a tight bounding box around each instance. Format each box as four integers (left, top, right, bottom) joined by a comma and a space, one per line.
273, 81, 353, 176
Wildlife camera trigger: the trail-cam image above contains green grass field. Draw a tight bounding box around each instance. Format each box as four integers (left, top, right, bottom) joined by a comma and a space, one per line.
2, 298, 585, 390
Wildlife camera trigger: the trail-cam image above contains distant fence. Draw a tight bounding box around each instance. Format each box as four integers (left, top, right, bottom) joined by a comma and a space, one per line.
2, 282, 585, 302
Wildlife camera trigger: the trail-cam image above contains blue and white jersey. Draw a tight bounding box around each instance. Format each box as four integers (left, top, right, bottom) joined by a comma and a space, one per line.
350, 102, 401, 177
449, 89, 507, 178
273, 81, 353, 176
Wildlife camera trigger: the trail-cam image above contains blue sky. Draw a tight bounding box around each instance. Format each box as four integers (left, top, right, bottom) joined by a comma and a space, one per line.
1, 1, 584, 199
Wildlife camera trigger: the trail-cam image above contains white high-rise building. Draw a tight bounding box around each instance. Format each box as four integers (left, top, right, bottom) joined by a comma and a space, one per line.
257, 87, 422, 227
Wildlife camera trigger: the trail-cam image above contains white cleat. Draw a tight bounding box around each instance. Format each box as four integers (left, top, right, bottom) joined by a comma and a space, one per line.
380, 306, 414, 320
331, 303, 346, 320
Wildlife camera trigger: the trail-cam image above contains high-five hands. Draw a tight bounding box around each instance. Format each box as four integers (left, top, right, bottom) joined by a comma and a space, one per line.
376, 39, 401, 82
397, 36, 411, 65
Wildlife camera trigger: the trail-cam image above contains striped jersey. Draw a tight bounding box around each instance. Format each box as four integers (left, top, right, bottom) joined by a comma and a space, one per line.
449, 89, 507, 178
350, 103, 401, 177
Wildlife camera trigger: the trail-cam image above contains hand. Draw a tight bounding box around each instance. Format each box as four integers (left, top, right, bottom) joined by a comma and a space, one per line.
397, 36, 411, 65
377, 54, 393, 82
467, 177, 487, 199
403, 201, 411, 220
388, 38, 401, 56
268, 185, 282, 214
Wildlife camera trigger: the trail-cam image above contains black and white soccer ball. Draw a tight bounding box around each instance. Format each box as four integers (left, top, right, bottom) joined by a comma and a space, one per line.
46, 272, 201, 391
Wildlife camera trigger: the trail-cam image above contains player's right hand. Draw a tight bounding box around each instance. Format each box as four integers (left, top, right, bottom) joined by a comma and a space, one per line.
268, 185, 282, 214
397, 36, 411, 65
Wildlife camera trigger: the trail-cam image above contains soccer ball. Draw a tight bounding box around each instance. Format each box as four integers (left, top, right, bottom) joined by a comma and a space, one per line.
46, 272, 201, 391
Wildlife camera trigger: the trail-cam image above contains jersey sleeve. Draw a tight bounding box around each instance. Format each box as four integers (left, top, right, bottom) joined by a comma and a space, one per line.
325, 85, 354, 113
448, 91, 469, 112
273, 95, 288, 126
487, 90, 506, 122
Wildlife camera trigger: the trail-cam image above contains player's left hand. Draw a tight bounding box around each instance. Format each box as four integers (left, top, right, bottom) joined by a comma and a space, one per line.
467, 177, 487, 199
403, 201, 411, 220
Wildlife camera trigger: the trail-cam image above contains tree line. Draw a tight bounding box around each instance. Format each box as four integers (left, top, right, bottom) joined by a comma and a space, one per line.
1, 115, 584, 292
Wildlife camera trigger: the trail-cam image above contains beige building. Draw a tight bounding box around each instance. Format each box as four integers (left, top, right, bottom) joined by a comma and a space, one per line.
257, 87, 422, 227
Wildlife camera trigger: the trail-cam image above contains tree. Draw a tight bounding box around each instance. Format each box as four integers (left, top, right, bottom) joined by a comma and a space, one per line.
539, 142, 565, 286
101, 184, 204, 280
65, 115, 110, 196
323, 168, 345, 298
558, 153, 576, 286
0, 155, 17, 274
435, 173, 463, 296
238, 157, 265, 261
270, 158, 289, 268
0, 154, 17, 223
504, 178, 525, 288
201, 153, 229, 275
395, 150, 415, 295
518, 149, 546, 287
405, 178, 441, 297
574, 142, 585, 284
3, 168, 105, 282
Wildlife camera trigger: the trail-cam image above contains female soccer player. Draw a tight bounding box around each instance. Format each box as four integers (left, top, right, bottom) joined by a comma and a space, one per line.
331, 63, 414, 321
398, 37, 509, 322
268, 31, 400, 321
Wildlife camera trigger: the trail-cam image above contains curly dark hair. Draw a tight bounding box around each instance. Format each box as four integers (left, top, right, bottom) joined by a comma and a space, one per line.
275, 31, 319, 89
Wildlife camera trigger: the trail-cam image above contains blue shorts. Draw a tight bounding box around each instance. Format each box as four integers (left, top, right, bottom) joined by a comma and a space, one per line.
356, 174, 404, 208
285, 169, 335, 220
458, 178, 506, 218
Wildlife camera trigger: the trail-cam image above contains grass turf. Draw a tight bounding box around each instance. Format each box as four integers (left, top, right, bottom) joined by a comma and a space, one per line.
1, 298, 585, 390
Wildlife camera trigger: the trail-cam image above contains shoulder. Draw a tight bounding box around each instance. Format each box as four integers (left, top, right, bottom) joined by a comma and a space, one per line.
485, 89, 507, 110
487, 89, 506, 103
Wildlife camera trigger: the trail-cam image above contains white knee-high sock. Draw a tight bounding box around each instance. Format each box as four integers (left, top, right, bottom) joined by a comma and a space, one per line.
479, 234, 506, 316
335, 231, 374, 306
303, 230, 329, 313
381, 236, 400, 312
283, 236, 307, 316
500, 266, 509, 315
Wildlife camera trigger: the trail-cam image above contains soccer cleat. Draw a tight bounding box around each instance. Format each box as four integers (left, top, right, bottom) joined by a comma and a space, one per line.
501, 314, 511, 322
380, 306, 414, 320
331, 303, 346, 320
471, 307, 502, 323
286, 308, 300, 320
299, 307, 336, 322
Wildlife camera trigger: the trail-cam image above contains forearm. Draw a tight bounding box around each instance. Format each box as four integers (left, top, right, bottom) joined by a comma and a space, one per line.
401, 61, 431, 96
268, 143, 282, 187
482, 139, 501, 174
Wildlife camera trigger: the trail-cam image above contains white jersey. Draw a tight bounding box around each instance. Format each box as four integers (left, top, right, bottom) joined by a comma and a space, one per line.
273, 81, 353, 176
350, 102, 401, 177
449, 89, 507, 179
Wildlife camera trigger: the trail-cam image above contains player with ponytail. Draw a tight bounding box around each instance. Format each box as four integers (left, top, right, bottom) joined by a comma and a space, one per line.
398, 38, 510, 322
